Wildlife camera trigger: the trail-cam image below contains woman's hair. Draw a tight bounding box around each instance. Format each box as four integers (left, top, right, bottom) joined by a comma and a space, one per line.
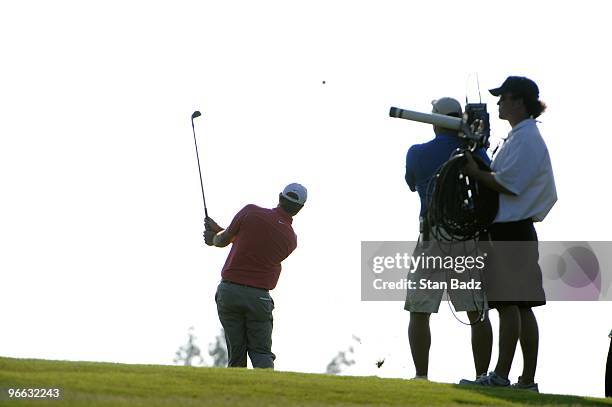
523, 96, 547, 119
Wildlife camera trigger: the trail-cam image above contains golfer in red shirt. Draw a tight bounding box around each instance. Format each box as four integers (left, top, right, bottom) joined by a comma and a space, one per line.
204, 183, 307, 368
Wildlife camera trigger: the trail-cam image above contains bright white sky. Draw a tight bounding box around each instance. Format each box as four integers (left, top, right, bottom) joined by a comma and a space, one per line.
1, 0, 611, 399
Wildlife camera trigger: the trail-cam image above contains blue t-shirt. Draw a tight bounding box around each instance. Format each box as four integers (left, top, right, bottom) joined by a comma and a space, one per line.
405, 133, 491, 216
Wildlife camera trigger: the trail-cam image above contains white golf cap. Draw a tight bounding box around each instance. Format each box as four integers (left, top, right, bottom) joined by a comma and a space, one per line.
431, 97, 462, 116
281, 183, 307, 205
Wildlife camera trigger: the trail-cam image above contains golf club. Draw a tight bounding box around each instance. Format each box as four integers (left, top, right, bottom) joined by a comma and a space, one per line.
190, 110, 208, 218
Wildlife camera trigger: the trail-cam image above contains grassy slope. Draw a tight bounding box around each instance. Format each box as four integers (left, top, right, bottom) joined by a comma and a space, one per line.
0, 357, 610, 406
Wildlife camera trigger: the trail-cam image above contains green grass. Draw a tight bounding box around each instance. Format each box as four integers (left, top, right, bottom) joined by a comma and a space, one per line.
0, 357, 610, 406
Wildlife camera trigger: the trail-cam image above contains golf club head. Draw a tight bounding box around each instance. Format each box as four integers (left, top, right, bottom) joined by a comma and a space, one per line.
191, 111, 202, 120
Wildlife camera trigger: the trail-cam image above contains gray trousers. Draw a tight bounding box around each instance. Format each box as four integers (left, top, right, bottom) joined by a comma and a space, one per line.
215, 281, 276, 368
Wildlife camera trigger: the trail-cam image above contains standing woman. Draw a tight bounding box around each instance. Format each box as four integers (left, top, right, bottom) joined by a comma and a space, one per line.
460, 76, 557, 392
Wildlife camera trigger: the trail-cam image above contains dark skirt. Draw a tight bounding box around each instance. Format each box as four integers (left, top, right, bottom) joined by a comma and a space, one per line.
481, 219, 546, 309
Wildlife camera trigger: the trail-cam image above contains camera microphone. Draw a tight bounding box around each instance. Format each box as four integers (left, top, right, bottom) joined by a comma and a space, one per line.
389, 104, 490, 148
389, 107, 462, 131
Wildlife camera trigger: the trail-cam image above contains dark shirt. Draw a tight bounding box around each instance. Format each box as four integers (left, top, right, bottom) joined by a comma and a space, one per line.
405, 133, 491, 216
221, 205, 297, 290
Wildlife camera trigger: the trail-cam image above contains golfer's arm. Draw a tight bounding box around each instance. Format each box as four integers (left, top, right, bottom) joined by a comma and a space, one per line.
468, 169, 517, 195
213, 229, 235, 247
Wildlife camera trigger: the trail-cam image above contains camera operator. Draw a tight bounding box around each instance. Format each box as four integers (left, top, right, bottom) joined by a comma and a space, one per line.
460, 76, 557, 391
404, 97, 493, 380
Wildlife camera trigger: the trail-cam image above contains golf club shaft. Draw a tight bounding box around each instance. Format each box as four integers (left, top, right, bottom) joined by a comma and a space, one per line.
191, 117, 208, 218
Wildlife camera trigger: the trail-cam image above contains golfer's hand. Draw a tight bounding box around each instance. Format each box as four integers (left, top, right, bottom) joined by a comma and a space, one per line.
463, 151, 479, 176
204, 229, 215, 246
205, 217, 222, 233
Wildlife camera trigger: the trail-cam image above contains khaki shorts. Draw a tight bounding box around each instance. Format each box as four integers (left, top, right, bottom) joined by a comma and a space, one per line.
404, 240, 488, 314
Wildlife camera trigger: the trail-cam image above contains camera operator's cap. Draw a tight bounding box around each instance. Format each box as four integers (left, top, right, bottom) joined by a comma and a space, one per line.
489, 76, 539, 98
431, 97, 462, 116
281, 183, 307, 205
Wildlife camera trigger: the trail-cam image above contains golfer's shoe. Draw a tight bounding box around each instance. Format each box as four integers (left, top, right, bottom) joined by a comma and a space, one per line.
458, 373, 487, 385
459, 371, 510, 387
410, 375, 429, 381
511, 376, 539, 393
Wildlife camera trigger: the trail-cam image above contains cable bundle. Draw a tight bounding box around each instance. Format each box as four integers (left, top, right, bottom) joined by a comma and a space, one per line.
426, 151, 499, 242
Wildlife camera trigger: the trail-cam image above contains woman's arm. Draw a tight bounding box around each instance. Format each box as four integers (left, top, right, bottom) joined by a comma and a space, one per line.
463, 151, 517, 195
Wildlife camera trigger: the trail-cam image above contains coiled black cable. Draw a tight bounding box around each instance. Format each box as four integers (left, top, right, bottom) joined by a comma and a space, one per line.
421, 149, 497, 325
426, 149, 498, 242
